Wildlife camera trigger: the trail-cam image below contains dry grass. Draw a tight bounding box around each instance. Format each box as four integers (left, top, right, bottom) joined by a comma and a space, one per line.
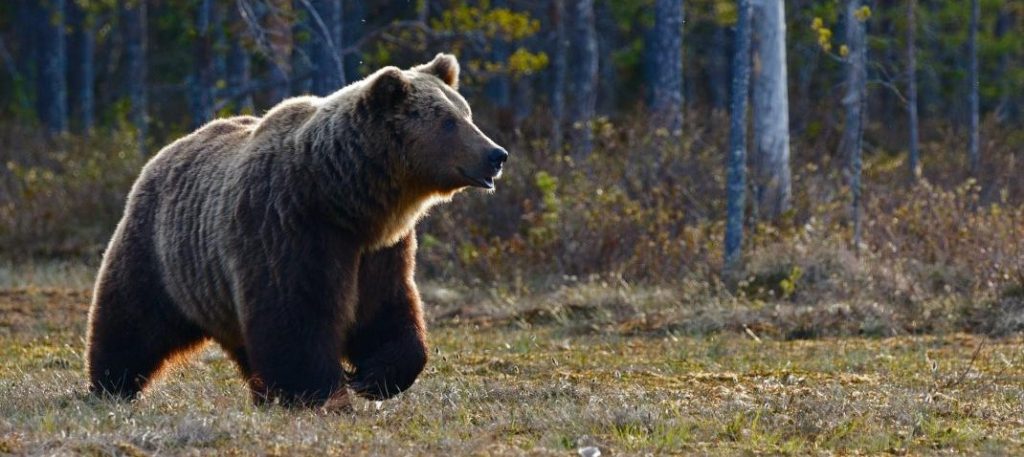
2, 274, 1023, 455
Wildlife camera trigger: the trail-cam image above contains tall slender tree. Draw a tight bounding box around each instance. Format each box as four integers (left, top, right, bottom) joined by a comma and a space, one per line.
994, 8, 1017, 123
750, 0, 791, 220
568, 0, 597, 159
650, 0, 684, 136
37, 0, 68, 135
549, 0, 568, 153
907, 0, 920, 180
843, 0, 868, 250
967, 0, 980, 174
68, 0, 95, 134
724, 0, 752, 275
190, 0, 215, 128
122, 0, 148, 155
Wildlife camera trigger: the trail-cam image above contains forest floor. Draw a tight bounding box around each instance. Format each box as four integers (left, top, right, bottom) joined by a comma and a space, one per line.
1, 266, 1023, 455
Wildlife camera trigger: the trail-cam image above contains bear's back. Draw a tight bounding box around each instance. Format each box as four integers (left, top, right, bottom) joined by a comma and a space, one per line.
132, 103, 323, 344
134, 115, 265, 343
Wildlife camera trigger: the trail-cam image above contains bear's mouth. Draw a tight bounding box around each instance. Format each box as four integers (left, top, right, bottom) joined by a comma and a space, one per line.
458, 167, 496, 190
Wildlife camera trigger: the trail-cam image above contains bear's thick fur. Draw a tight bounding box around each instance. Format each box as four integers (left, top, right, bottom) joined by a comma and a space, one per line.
86, 54, 507, 408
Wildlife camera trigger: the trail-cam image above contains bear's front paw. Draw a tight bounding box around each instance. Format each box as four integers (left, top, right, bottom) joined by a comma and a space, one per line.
347, 353, 426, 400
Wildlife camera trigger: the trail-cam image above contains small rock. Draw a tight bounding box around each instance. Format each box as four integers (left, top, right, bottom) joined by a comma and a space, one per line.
578, 446, 601, 457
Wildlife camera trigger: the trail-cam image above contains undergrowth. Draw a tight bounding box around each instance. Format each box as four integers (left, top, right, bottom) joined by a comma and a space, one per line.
0, 116, 1021, 336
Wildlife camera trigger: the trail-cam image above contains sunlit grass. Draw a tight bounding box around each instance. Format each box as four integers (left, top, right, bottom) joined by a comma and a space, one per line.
1, 286, 1023, 455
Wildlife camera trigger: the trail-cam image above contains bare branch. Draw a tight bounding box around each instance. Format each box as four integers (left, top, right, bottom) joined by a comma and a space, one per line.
295, 0, 344, 78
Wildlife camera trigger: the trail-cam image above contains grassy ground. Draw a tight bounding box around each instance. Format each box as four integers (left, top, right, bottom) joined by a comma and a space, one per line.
2, 278, 1024, 455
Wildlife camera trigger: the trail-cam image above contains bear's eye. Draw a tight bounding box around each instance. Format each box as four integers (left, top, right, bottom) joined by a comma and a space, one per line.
442, 117, 457, 133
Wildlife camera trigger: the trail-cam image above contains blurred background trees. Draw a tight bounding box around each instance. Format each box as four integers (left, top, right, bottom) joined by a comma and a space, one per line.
2, 0, 1018, 159
0, 0, 1021, 301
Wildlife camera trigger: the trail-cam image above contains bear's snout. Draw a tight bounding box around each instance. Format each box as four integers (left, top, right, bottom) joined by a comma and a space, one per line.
488, 147, 509, 171
457, 146, 508, 190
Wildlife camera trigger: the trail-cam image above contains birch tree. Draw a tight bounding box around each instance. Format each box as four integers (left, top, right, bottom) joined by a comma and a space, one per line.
750, 0, 791, 219
843, 0, 868, 250
724, 0, 752, 275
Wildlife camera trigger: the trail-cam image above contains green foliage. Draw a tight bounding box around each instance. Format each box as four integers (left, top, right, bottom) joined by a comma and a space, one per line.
505, 48, 548, 76
810, 17, 834, 53
433, 2, 540, 41
0, 126, 142, 257
428, 2, 547, 82
526, 170, 560, 245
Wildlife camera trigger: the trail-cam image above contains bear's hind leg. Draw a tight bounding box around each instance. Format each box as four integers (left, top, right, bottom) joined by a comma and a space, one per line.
87, 265, 205, 399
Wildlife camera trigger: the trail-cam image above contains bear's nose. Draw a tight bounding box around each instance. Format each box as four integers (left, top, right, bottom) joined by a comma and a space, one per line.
488, 148, 508, 169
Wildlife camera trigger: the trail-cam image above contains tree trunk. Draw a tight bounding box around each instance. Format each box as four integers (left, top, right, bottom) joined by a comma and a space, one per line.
68, 0, 95, 134
843, 0, 867, 250
568, 0, 597, 159
343, 0, 363, 82
907, 0, 920, 180
650, 0, 684, 136
549, 0, 568, 153
190, 0, 215, 128
37, 0, 68, 135
724, 0, 752, 275
994, 8, 1017, 123
967, 0, 980, 175
596, 0, 617, 115
227, 2, 253, 113
750, 0, 791, 220
309, 0, 345, 96
122, 0, 148, 155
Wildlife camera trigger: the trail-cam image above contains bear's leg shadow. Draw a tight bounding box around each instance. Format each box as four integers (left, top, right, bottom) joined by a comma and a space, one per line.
240, 244, 360, 408
347, 232, 429, 400
87, 243, 206, 399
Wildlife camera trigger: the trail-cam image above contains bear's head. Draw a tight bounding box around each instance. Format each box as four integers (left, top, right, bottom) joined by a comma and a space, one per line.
364, 54, 508, 193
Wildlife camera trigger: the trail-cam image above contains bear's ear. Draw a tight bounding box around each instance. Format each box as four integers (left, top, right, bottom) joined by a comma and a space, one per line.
414, 53, 460, 89
368, 67, 411, 109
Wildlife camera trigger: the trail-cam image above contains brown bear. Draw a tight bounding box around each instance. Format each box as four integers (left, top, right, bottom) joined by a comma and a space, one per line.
86, 54, 507, 409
